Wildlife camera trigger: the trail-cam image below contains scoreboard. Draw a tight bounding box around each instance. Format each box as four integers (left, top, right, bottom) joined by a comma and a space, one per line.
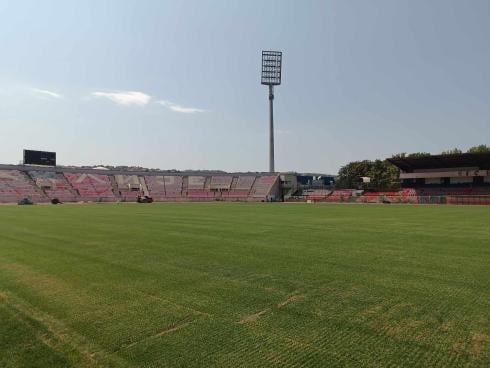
23, 150, 56, 166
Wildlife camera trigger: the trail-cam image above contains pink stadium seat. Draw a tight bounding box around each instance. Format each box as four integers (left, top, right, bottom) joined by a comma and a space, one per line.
64, 173, 116, 201
0, 170, 48, 203
251, 176, 278, 198
188, 176, 206, 190
222, 191, 250, 201
187, 190, 214, 198
210, 176, 233, 190
29, 171, 80, 202
144, 176, 166, 198
144, 175, 183, 199
235, 176, 256, 191
163, 176, 183, 196
305, 189, 332, 201
323, 190, 354, 202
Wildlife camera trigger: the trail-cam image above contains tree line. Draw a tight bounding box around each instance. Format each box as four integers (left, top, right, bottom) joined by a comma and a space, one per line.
336, 144, 490, 190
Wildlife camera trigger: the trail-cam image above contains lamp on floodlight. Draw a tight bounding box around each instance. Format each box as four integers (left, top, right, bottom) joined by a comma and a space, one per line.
261, 50, 282, 173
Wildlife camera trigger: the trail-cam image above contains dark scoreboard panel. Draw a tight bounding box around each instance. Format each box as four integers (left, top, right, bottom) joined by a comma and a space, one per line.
23, 150, 56, 166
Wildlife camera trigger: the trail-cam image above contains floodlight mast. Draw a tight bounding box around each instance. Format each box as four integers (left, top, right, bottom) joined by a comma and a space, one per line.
269, 85, 274, 173
261, 50, 282, 173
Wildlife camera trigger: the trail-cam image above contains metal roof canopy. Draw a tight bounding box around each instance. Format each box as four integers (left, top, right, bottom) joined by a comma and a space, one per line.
387, 153, 490, 172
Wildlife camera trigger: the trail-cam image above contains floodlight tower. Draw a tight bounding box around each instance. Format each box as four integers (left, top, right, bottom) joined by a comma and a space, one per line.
261, 50, 282, 173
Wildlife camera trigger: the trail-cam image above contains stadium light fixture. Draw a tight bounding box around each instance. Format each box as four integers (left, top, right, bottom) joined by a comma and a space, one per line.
261, 50, 282, 173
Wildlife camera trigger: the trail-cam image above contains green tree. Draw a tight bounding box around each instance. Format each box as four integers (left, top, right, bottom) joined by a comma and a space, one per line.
391, 153, 407, 159
467, 144, 490, 154
407, 152, 431, 158
336, 160, 399, 191
392, 152, 431, 159
336, 160, 372, 189
441, 148, 462, 155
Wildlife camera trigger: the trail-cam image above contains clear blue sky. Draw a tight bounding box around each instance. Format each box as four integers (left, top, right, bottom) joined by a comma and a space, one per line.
1, 0, 489, 173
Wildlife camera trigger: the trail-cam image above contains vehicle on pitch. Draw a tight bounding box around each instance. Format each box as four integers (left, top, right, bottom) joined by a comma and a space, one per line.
17, 198, 34, 205
137, 195, 153, 203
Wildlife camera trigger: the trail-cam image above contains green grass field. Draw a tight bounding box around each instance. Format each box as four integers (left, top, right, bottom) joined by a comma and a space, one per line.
0, 203, 488, 367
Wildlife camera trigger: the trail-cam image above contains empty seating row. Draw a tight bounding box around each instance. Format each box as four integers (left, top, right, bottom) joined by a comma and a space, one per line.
114, 175, 145, 201
0, 170, 47, 203
29, 171, 79, 202
188, 176, 206, 190
222, 191, 250, 201
353, 188, 490, 204
250, 176, 277, 198
304, 189, 332, 200
64, 173, 116, 200
144, 175, 166, 199
163, 176, 183, 196
144, 175, 184, 198
446, 195, 490, 205
115, 175, 141, 190
210, 176, 233, 190
0, 169, 280, 203
235, 176, 256, 190
187, 190, 214, 198
324, 190, 355, 202
415, 187, 490, 196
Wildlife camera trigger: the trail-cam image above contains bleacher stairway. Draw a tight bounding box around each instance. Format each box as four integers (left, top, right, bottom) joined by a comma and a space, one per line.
109, 176, 122, 199
23, 172, 49, 202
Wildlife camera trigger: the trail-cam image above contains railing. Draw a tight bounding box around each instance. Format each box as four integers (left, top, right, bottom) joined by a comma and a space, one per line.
297, 194, 490, 205
446, 195, 490, 205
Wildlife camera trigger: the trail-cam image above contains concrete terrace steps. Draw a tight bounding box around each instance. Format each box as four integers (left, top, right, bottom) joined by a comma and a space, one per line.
22, 171, 49, 202
109, 175, 122, 199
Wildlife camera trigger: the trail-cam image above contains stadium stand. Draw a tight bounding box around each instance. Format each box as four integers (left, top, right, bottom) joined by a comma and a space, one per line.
219, 176, 255, 201
29, 171, 79, 202
210, 176, 233, 190
235, 176, 256, 191
163, 176, 183, 198
5, 159, 490, 205
446, 195, 490, 205
187, 190, 215, 200
144, 175, 185, 200
188, 176, 206, 190
221, 191, 250, 200
230, 177, 238, 190
0, 170, 47, 203
0, 164, 282, 204
64, 173, 116, 201
4, 150, 490, 205
144, 175, 166, 200
325, 190, 355, 202
387, 153, 490, 205
204, 176, 212, 190
187, 176, 214, 200
114, 175, 142, 201
250, 175, 279, 199
303, 189, 332, 201
357, 190, 417, 204
287, 154, 490, 205
115, 175, 141, 190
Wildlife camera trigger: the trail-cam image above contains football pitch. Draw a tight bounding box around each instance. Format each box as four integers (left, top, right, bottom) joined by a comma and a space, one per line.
0, 203, 488, 367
